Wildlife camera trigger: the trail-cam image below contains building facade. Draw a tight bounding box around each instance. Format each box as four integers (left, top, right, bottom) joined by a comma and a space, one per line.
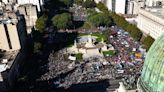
0, 4, 27, 51
0, 1, 28, 91
127, 0, 145, 15
94, 0, 105, 3
18, 4, 38, 34
137, 33, 164, 92
105, 0, 127, 14
0, 23, 21, 51
137, 8, 164, 39
145, 0, 164, 7
115, 0, 127, 14
1, 0, 17, 4
17, 0, 44, 12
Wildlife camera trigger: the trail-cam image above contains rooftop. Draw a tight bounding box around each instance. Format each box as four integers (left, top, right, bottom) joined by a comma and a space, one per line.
138, 33, 164, 92
0, 50, 19, 73
145, 7, 164, 19
0, 50, 19, 81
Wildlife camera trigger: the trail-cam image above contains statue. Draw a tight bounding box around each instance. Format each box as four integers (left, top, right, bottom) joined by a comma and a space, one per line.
117, 82, 127, 92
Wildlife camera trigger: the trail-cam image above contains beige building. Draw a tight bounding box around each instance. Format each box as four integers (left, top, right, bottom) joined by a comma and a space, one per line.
18, 4, 38, 34
0, 1, 28, 91
0, 11, 27, 51
0, 23, 21, 51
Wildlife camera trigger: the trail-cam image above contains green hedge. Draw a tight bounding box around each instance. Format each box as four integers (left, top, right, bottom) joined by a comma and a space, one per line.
96, 3, 143, 41
142, 36, 155, 51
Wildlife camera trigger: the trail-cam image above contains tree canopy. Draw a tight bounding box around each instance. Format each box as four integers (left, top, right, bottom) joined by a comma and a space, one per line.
74, 0, 83, 5
59, 0, 73, 7
96, 3, 143, 41
87, 13, 112, 27
83, 0, 96, 8
83, 22, 92, 30
35, 14, 48, 33
142, 36, 155, 50
51, 13, 72, 29
96, 2, 109, 13
33, 42, 42, 53
87, 8, 97, 16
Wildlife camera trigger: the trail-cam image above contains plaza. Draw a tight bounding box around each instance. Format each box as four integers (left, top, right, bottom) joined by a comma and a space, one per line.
37, 25, 146, 91
67, 34, 115, 59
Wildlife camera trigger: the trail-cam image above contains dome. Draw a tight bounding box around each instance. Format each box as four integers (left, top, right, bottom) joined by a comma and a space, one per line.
138, 34, 164, 92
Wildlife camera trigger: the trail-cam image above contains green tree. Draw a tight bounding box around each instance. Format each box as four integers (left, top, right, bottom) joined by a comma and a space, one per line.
83, 0, 96, 8
96, 2, 143, 41
96, 2, 108, 13
52, 13, 72, 29
83, 22, 92, 30
87, 13, 112, 27
35, 14, 48, 33
142, 36, 155, 50
60, 0, 73, 7
33, 42, 42, 53
130, 28, 143, 41
74, 0, 83, 5
87, 8, 97, 16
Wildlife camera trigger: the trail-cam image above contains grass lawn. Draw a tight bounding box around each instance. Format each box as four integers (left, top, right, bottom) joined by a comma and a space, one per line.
103, 50, 115, 56
79, 32, 107, 42
75, 53, 83, 60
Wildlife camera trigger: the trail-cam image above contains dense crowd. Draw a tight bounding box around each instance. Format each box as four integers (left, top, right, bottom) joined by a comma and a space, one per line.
38, 26, 145, 91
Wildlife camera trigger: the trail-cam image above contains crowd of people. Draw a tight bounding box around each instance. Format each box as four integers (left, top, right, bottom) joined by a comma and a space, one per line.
69, 4, 87, 21
105, 26, 145, 89
38, 26, 145, 91
40, 51, 120, 91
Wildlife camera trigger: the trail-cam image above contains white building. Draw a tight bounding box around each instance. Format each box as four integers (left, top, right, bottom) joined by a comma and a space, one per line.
127, 0, 145, 15
94, 0, 105, 3
137, 0, 164, 39
1, 0, 17, 4
18, 4, 38, 34
115, 0, 127, 14
106, 0, 112, 11
127, 1, 134, 14
137, 8, 164, 39
17, 0, 44, 12
105, 0, 127, 14
146, 0, 164, 7
1, 0, 8, 4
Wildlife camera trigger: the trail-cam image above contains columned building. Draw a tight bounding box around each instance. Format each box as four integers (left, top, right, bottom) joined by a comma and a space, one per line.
137, 4, 164, 39
145, 0, 164, 7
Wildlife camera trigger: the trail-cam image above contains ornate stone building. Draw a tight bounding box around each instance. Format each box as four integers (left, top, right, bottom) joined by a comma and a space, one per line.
137, 33, 164, 92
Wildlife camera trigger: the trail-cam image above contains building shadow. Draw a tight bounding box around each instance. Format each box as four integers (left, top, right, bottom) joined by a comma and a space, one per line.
65, 80, 110, 92
72, 21, 84, 29
16, 78, 111, 92
12, 31, 78, 92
